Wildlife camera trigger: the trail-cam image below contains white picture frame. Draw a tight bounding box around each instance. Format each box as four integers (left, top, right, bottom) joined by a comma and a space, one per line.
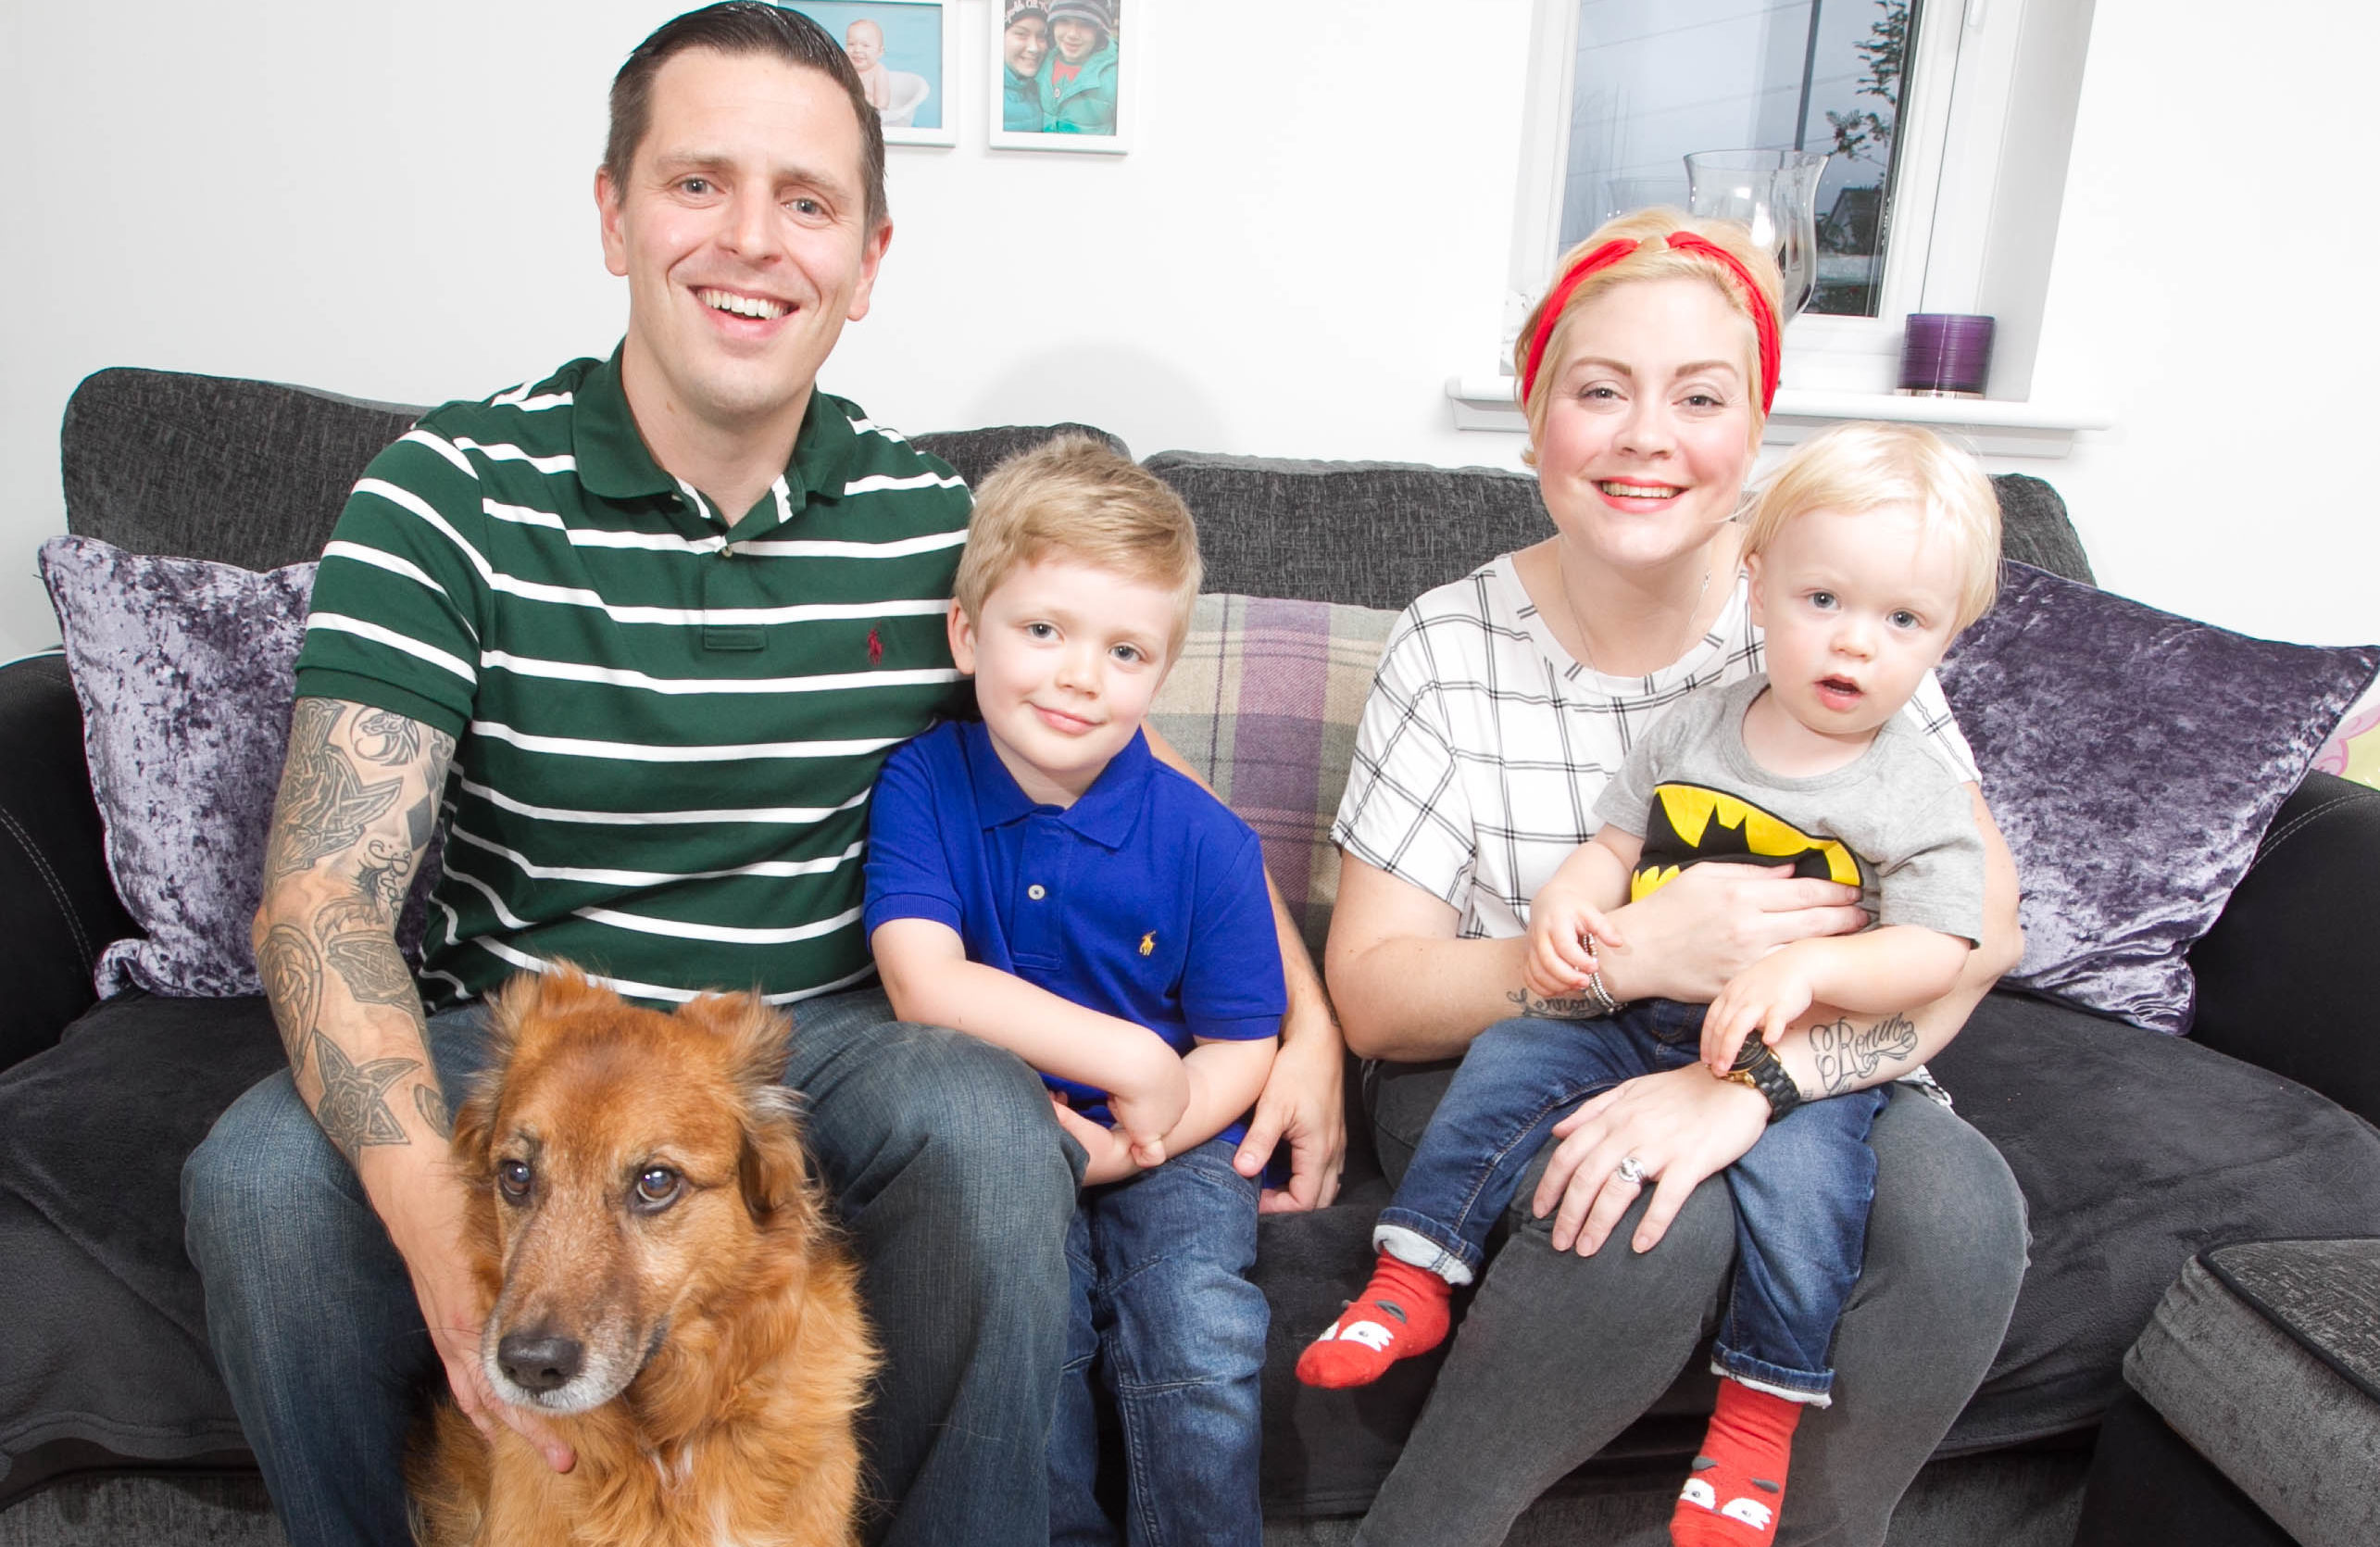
987, 1, 1133, 155
785, 1, 958, 149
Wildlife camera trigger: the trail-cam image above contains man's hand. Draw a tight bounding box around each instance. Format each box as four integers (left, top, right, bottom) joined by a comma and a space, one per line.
403, 1226, 576, 1474
1699, 949, 1818, 1073
1234, 996, 1346, 1213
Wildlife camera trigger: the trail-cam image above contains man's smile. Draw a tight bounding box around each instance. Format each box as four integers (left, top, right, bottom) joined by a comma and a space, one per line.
696, 286, 791, 321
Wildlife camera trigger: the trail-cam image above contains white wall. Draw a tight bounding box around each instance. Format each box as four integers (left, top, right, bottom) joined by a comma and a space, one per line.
4, 0, 2374, 664
2024, 1, 2380, 648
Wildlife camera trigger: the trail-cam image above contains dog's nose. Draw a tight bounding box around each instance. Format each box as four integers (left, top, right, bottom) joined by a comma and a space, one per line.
496, 1331, 584, 1393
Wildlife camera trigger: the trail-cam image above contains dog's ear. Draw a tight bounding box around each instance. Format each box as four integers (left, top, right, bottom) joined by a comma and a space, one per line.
675, 991, 811, 1225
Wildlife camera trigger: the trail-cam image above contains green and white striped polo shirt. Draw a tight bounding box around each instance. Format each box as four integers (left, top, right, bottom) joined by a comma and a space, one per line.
294, 350, 971, 1009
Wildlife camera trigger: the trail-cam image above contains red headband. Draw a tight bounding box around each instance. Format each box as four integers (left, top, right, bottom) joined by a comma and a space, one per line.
1519, 231, 1782, 415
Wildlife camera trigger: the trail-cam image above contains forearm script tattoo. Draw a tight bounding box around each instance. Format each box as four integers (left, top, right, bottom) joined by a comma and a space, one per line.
1809, 1012, 1921, 1094
1507, 987, 1610, 1021
257, 699, 455, 1158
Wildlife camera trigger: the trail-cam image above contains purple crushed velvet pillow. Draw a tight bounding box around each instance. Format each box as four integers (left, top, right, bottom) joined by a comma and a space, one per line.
39, 535, 438, 999
1938, 562, 2380, 1035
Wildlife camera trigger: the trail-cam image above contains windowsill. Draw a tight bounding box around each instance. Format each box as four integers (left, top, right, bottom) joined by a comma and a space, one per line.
1445, 378, 2110, 459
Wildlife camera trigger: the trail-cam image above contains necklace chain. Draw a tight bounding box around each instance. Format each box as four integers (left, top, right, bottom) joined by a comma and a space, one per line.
1553, 544, 1713, 682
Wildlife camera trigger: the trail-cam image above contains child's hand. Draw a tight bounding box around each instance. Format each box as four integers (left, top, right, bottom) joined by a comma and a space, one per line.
1524, 886, 1625, 1002
1105, 1050, 1190, 1169
1049, 1096, 1145, 1187
1700, 951, 1816, 1073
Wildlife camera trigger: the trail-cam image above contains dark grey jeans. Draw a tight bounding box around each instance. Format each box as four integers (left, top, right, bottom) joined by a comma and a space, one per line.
1356, 1069, 2028, 1547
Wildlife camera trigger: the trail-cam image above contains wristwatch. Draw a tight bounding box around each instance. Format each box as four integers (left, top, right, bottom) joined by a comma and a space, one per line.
1721, 1038, 1804, 1122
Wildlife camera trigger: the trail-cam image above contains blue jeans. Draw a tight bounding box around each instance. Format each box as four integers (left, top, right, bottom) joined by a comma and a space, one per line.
1049, 1138, 1266, 1547
181, 985, 1078, 1547
1375, 1004, 1887, 1402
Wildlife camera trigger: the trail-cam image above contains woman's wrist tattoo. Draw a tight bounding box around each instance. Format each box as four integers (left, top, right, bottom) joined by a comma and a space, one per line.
1508, 987, 1606, 1021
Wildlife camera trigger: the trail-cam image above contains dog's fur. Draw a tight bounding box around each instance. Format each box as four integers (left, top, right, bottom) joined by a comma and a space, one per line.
408, 967, 878, 1547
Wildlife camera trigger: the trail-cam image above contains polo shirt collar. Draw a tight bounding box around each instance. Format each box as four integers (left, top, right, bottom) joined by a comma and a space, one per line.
963, 720, 1154, 851
570, 343, 865, 519
571, 346, 674, 501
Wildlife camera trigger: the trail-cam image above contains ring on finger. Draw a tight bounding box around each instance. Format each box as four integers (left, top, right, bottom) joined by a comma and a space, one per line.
1614, 1154, 1647, 1187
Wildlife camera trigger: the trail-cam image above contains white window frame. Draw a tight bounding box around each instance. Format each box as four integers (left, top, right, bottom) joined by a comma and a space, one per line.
1458, 0, 2107, 455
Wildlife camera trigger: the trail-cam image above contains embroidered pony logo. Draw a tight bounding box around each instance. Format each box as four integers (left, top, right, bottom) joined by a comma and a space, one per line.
1139, 932, 1155, 956
867, 627, 883, 666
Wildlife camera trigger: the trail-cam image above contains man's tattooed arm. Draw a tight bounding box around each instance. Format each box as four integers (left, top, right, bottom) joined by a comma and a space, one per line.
254, 698, 457, 1163
1806, 1012, 1923, 1095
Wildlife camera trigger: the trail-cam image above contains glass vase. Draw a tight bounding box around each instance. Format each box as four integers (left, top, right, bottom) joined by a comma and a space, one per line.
1684, 149, 1828, 317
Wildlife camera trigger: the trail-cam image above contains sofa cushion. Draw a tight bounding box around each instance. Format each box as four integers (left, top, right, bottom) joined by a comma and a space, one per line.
40, 537, 315, 999
1933, 996, 2380, 1450
38, 536, 440, 999
0, 994, 286, 1499
2123, 1240, 2380, 1547
1147, 593, 1401, 963
1146, 453, 2100, 613
1937, 562, 2380, 1034
62, 368, 421, 573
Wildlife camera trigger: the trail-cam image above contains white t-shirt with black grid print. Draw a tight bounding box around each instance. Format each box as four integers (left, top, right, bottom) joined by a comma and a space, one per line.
1332, 553, 1978, 943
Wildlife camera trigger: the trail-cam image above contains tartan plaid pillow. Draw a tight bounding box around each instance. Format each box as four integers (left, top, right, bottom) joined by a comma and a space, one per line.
1148, 594, 1399, 962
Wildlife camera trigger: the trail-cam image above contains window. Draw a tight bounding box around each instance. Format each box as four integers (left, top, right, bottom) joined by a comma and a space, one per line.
1560, 0, 1920, 319
1486, 0, 2098, 408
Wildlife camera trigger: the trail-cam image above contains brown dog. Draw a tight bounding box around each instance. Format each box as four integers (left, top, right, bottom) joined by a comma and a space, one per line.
408, 966, 878, 1547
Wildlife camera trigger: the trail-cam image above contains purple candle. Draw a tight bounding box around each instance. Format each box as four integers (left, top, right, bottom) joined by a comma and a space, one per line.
1898, 313, 1996, 397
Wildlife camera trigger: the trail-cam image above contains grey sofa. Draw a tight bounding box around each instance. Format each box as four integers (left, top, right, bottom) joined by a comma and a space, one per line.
6, 367, 2380, 1547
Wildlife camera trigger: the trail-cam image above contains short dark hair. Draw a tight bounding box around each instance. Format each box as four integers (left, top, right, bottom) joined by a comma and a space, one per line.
606, 3, 888, 233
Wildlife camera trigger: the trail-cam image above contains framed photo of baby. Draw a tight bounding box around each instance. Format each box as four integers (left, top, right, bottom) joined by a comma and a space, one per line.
783, 0, 958, 148
989, 0, 1132, 154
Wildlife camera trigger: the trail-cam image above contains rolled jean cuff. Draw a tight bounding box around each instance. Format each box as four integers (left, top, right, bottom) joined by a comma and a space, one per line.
1373, 1218, 1477, 1287
1711, 1349, 1835, 1407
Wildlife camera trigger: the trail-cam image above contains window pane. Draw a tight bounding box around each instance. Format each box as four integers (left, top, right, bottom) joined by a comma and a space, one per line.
1560, 0, 1918, 317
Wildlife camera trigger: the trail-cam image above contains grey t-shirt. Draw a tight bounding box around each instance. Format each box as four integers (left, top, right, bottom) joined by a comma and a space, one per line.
1594, 674, 1985, 944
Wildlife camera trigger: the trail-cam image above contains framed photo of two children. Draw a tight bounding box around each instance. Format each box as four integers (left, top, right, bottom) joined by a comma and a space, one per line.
989, 0, 1132, 154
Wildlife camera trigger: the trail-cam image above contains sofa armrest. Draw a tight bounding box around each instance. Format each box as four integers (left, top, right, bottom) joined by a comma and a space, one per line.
2186, 772, 2380, 1126
0, 653, 135, 1069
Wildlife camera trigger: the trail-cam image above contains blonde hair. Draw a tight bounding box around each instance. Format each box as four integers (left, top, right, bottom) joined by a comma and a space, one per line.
954, 435, 1204, 656
1742, 421, 2002, 631
1512, 208, 1784, 464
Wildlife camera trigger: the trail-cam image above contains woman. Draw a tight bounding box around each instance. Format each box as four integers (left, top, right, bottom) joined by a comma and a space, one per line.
1326, 208, 2029, 1546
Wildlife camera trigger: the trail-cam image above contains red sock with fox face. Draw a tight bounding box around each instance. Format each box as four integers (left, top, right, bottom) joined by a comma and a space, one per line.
1672, 1379, 1801, 1545
1294, 1251, 1452, 1389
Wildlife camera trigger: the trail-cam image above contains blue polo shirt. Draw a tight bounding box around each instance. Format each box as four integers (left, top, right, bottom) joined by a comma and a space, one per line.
863, 720, 1285, 1138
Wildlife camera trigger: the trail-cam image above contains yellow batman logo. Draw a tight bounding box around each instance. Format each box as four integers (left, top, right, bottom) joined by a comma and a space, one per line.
1630, 784, 1863, 900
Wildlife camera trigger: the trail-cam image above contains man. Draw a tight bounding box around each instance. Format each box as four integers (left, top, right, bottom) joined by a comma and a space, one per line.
181, 8, 1345, 1545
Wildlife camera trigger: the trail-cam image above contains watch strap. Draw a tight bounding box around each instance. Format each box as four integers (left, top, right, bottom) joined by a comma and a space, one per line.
1725, 1039, 1804, 1121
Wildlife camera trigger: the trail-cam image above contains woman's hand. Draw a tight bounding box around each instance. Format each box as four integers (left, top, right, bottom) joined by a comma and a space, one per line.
1598, 863, 1865, 1003
1528, 1063, 1769, 1256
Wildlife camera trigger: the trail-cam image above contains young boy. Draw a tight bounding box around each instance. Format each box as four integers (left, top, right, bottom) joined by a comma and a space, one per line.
1296, 422, 2003, 1547
864, 435, 1282, 1547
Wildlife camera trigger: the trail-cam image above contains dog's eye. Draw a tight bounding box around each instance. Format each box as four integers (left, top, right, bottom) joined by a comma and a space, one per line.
633, 1166, 683, 1210
497, 1160, 532, 1201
